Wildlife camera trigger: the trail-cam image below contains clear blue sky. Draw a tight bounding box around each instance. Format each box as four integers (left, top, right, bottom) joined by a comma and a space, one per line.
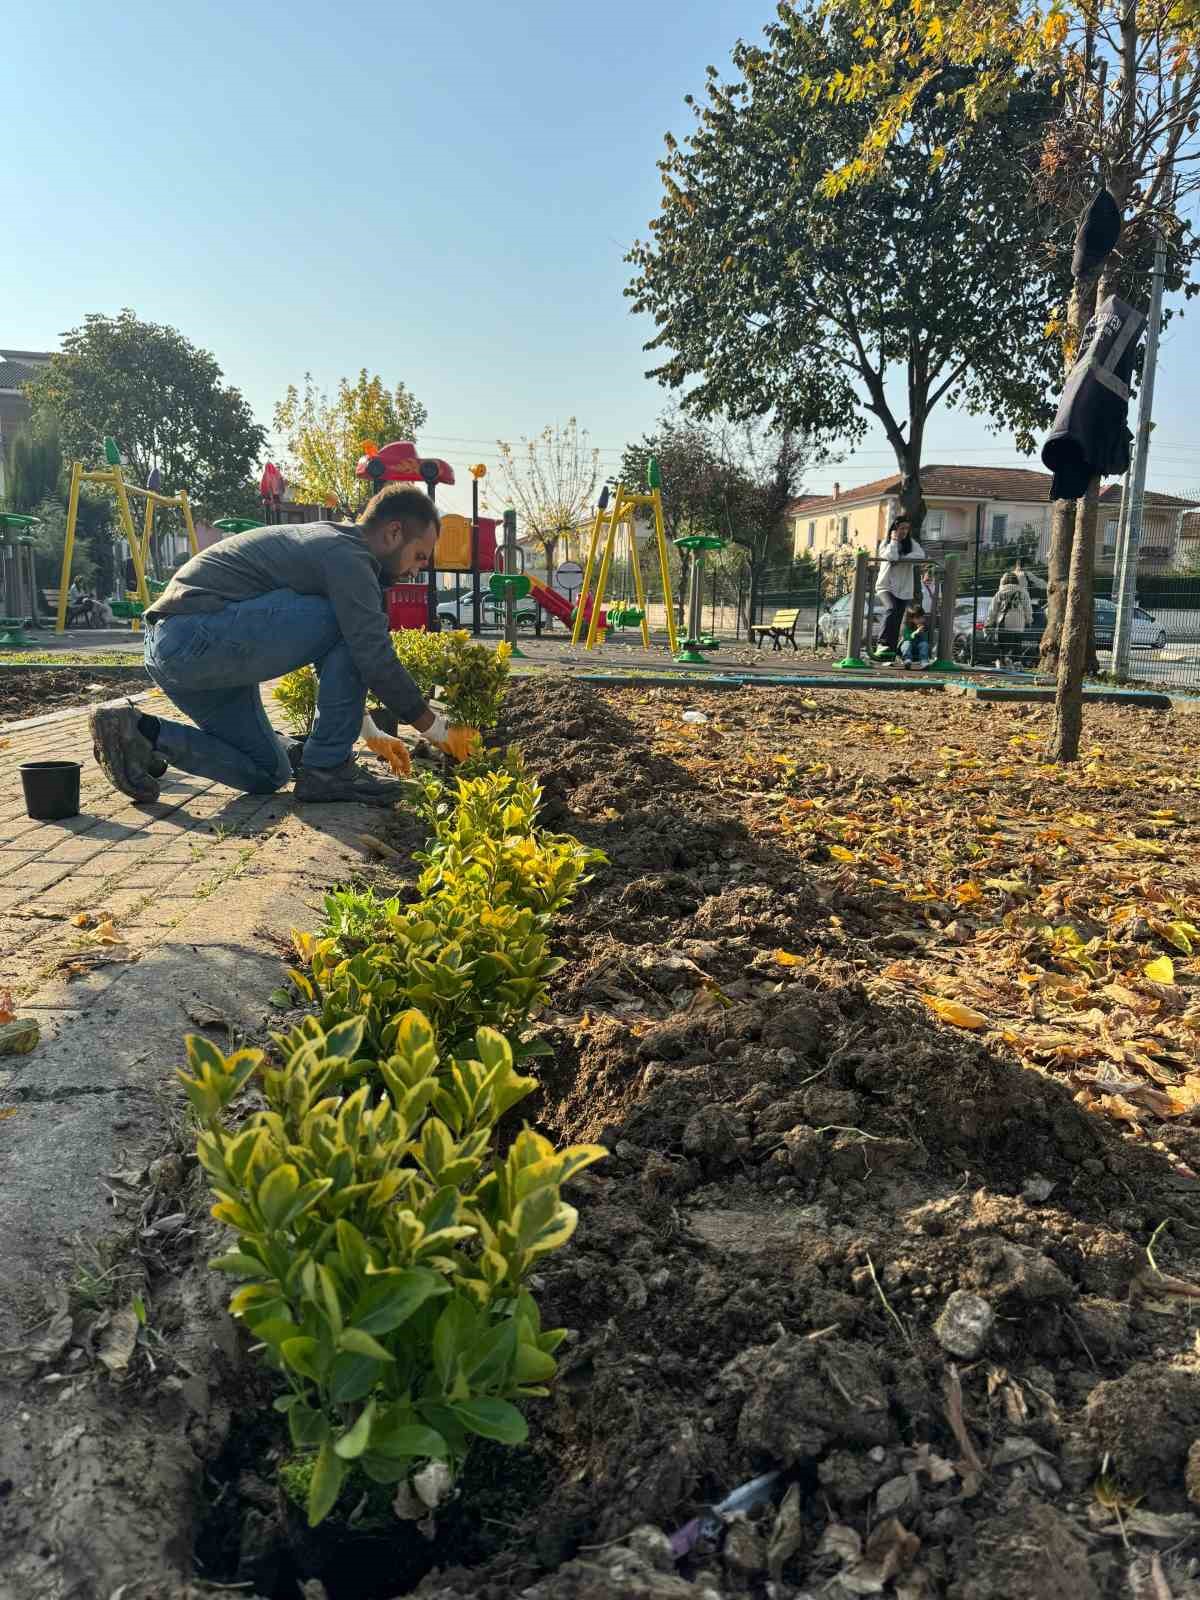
8, 0, 1200, 516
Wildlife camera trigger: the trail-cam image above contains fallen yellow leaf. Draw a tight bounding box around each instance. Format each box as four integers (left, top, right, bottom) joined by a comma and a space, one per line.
922, 995, 988, 1030
1158, 920, 1197, 956
92, 920, 125, 945
1094, 1094, 1142, 1123
1143, 956, 1176, 986
829, 845, 856, 863
773, 950, 804, 966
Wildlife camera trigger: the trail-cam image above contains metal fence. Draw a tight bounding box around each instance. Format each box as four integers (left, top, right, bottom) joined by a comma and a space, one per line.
913, 570, 1200, 687
742, 558, 1200, 688
549, 546, 1200, 686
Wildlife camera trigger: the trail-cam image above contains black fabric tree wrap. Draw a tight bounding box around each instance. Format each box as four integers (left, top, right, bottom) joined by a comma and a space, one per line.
1041, 297, 1145, 501
1072, 189, 1122, 279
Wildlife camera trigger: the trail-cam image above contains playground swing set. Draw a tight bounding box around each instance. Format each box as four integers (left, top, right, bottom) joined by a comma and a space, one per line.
569, 456, 730, 663
47, 437, 732, 667
56, 438, 199, 632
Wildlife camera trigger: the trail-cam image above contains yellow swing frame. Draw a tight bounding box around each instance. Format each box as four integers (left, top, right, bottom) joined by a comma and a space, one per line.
57, 459, 199, 632
571, 481, 678, 655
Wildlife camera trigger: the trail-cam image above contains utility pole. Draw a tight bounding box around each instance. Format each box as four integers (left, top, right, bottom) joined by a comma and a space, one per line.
1108, 468, 1131, 591
1113, 228, 1168, 677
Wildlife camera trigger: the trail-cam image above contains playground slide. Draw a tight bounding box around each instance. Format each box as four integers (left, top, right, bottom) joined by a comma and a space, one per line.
527, 576, 605, 630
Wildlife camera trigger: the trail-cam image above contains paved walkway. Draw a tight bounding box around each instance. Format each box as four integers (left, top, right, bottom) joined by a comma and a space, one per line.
0, 688, 379, 1342
0, 689, 296, 996
0, 688, 403, 1599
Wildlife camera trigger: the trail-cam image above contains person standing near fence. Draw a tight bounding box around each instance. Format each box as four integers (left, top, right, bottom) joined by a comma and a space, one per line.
987, 570, 1033, 658
872, 516, 925, 661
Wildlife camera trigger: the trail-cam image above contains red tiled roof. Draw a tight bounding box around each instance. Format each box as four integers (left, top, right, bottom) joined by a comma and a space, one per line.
786, 465, 1197, 518
1097, 483, 1197, 509
786, 472, 902, 516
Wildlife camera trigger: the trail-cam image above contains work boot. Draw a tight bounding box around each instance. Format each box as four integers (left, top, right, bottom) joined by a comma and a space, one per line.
89, 705, 161, 803
293, 758, 406, 807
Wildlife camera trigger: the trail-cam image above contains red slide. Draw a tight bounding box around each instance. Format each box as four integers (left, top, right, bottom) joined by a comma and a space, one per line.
527, 577, 605, 630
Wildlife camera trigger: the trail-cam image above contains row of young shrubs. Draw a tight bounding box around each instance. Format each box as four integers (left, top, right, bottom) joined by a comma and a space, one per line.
274, 630, 513, 740
179, 751, 604, 1528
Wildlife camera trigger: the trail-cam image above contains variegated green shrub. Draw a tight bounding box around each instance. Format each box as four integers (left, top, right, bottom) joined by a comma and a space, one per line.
181, 1011, 603, 1527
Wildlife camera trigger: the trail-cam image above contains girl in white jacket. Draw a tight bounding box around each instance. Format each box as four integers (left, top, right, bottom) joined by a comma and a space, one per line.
873, 517, 925, 660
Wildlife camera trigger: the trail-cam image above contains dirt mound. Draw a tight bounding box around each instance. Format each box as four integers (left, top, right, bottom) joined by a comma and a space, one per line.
428, 679, 1200, 1600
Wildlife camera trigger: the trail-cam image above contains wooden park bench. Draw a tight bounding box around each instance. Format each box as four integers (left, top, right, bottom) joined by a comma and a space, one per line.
748, 607, 802, 652
44, 589, 106, 629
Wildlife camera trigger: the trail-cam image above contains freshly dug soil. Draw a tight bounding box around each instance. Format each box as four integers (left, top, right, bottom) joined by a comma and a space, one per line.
198, 678, 1200, 1600
0, 667, 146, 723
414, 679, 1200, 1600
8, 676, 1198, 1600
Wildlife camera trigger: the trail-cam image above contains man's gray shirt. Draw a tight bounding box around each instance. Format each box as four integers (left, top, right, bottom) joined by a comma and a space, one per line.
145, 521, 427, 723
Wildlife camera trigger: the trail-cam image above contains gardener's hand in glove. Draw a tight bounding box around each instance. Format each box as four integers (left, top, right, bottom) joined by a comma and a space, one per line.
420, 711, 480, 763
361, 713, 412, 776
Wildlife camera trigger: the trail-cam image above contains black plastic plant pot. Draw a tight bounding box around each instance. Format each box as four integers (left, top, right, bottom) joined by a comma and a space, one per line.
20, 760, 82, 821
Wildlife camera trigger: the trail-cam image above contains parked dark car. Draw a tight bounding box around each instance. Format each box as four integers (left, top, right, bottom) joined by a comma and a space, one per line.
952, 597, 1166, 663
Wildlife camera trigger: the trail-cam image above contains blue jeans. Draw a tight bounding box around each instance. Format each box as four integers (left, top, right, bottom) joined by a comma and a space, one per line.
144, 590, 367, 793
899, 634, 929, 664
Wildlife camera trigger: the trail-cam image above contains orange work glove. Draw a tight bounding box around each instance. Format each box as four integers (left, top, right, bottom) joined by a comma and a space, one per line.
434, 725, 480, 763
361, 713, 412, 776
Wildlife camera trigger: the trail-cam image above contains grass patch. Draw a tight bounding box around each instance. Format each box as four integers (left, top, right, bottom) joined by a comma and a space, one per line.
0, 650, 145, 667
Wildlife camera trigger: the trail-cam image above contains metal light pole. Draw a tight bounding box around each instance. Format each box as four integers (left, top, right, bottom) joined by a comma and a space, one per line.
503, 507, 519, 653
1113, 229, 1168, 676
1108, 468, 1132, 589
420, 459, 442, 631
469, 464, 485, 636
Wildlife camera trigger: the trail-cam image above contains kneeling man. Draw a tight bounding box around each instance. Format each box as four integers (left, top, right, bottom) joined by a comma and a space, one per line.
90, 484, 468, 805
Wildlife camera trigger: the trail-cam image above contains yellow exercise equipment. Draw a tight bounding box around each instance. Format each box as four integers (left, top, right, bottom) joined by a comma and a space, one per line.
57, 438, 198, 632
575, 459, 677, 655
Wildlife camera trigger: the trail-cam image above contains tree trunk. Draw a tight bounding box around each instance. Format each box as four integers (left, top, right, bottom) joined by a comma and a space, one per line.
1040, 262, 1104, 669
747, 563, 763, 631
894, 446, 926, 537
677, 551, 691, 630
544, 536, 558, 581
1039, 497, 1075, 671
1041, 496, 1101, 675
1049, 478, 1099, 762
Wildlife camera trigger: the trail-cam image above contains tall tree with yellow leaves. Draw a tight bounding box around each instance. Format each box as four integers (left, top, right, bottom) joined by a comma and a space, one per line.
807, 0, 1200, 757
274, 370, 428, 514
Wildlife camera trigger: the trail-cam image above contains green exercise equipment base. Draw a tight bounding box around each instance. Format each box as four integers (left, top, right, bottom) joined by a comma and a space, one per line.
489, 572, 532, 600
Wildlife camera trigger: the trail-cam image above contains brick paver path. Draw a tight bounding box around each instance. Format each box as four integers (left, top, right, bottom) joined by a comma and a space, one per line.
0, 688, 331, 1003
